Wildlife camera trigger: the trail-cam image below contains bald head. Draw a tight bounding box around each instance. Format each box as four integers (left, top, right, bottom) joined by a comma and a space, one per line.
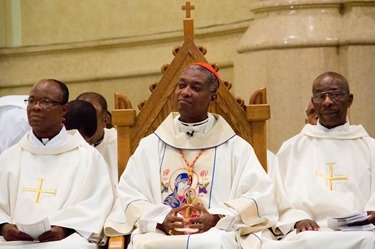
311, 72, 353, 129
312, 72, 350, 94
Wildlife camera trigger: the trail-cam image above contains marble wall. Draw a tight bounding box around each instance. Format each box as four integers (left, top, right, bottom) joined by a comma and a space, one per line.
0, 0, 254, 112
236, 0, 375, 152
0, 0, 374, 152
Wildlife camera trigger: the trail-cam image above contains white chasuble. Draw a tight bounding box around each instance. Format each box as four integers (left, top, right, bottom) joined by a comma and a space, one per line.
95, 127, 118, 189
105, 113, 278, 249
263, 121, 375, 249
0, 129, 114, 249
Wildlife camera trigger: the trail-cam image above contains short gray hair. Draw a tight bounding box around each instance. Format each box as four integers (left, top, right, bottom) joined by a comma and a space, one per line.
183, 65, 219, 92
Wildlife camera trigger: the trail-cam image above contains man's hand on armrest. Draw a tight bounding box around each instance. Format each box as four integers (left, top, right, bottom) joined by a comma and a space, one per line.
295, 219, 319, 233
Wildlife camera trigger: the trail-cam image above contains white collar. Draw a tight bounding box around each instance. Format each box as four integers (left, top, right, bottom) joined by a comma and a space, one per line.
174, 113, 215, 136
29, 125, 69, 147
301, 118, 368, 139
316, 117, 350, 132
155, 112, 236, 149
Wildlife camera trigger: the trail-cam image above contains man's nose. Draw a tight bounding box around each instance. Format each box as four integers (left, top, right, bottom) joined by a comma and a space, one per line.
32, 100, 43, 109
322, 93, 333, 105
181, 87, 191, 96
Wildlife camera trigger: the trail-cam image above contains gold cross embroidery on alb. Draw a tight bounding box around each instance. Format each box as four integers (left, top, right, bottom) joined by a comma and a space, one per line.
316, 162, 348, 191
22, 178, 57, 203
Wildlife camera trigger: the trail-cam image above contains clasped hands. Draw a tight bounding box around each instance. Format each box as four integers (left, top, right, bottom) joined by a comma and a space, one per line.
0, 223, 73, 242
295, 211, 375, 233
157, 204, 220, 236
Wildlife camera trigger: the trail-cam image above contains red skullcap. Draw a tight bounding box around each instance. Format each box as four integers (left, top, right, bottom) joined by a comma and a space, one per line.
188, 62, 221, 83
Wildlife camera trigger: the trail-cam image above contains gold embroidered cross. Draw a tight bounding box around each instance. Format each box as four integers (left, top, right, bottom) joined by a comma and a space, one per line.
22, 178, 57, 203
316, 162, 348, 191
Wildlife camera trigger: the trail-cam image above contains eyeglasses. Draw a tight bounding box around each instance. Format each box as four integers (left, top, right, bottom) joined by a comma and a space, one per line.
312, 90, 349, 103
24, 97, 63, 108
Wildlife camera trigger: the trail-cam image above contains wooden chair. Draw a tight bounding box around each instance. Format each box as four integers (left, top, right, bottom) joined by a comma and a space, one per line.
107, 3, 270, 248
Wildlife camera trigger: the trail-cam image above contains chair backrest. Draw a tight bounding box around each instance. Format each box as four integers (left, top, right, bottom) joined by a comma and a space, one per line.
112, 37, 270, 180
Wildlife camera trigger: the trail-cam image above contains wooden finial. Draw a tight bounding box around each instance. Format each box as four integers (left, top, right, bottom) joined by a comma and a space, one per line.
182, 1, 195, 19
181, 2, 195, 41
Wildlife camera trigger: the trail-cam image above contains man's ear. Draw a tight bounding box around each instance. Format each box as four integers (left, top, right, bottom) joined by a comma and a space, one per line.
61, 103, 69, 117
347, 93, 353, 108
211, 93, 217, 102
103, 112, 110, 125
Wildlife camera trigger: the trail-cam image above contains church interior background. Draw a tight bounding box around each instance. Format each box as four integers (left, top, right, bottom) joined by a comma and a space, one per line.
1, 0, 374, 153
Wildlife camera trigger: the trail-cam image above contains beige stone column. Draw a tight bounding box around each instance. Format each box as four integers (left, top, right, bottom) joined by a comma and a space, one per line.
235, 0, 375, 152
340, 0, 375, 143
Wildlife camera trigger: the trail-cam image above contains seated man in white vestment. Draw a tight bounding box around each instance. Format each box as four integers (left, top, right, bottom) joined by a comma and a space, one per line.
0, 79, 114, 249
76, 92, 118, 188
104, 63, 278, 249
0, 95, 31, 154
263, 72, 375, 249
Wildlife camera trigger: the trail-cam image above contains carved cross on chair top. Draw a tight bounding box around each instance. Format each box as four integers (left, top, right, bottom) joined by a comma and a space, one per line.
182, 1, 195, 18
182, 2, 195, 41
